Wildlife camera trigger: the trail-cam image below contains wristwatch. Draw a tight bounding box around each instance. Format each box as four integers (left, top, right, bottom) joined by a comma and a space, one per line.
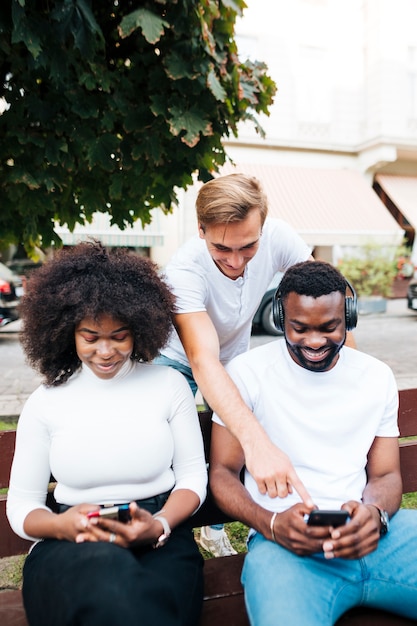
373, 506, 390, 535
153, 514, 171, 549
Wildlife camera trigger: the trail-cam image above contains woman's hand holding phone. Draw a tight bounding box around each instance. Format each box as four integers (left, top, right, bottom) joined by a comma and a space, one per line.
86, 504, 131, 523
85, 502, 162, 548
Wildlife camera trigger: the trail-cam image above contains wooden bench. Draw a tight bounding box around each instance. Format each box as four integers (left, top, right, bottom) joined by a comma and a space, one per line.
2, 388, 417, 625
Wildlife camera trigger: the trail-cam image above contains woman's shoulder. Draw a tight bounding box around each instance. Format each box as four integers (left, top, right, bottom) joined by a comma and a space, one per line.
138, 361, 191, 386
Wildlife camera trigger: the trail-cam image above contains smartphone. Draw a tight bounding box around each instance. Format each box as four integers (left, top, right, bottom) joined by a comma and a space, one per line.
307, 509, 349, 527
87, 504, 131, 523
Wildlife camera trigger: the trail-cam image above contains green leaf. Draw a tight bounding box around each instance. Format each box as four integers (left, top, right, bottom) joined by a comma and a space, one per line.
76, 0, 104, 41
72, 97, 101, 120
44, 138, 68, 166
9, 168, 40, 190
150, 94, 168, 117
77, 187, 107, 214
109, 175, 123, 201
44, 175, 59, 193
207, 67, 227, 102
164, 52, 196, 80
79, 72, 99, 90
118, 8, 169, 44
11, 2, 43, 58
168, 105, 213, 148
87, 134, 120, 170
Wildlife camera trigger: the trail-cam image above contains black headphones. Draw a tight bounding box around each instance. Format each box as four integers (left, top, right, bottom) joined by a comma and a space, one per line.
272, 280, 358, 333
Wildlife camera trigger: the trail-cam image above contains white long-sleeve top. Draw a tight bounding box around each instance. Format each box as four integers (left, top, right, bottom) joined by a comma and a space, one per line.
7, 361, 207, 541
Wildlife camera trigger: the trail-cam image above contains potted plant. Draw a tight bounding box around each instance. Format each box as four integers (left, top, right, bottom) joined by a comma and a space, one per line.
338, 243, 406, 314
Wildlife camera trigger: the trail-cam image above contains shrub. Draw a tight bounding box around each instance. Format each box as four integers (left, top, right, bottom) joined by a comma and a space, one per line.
338, 243, 408, 298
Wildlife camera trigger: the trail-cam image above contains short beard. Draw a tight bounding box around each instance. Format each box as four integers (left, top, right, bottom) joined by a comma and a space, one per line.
285, 337, 345, 372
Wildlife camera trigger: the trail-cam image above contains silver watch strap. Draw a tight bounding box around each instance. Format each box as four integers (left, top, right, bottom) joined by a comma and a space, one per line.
153, 514, 171, 537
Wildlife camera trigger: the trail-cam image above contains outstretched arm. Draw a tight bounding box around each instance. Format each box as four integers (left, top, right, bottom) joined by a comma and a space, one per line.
209, 422, 273, 536
175, 311, 313, 506
209, 423, 319, 554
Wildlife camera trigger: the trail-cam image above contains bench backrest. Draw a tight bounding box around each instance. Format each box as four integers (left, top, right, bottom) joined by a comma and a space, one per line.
1, 388, 417, 558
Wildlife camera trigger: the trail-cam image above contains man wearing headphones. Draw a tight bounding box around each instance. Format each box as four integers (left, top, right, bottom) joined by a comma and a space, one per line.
209, 261, 417, 625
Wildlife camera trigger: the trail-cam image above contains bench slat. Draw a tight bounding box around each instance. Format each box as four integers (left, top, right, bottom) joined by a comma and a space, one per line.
0, 431, 16, 490
200, 595, 250, 626
0, 591, 27, 626
203, 553, 246, 600
399, 440, 417, 494
0, 500, 32, 558
398, 389, 417, 437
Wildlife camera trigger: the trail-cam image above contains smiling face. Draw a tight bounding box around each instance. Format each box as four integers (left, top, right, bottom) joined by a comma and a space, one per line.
75, 314, 134, 379
283, 291, 346, 372
199, 209, 262, 280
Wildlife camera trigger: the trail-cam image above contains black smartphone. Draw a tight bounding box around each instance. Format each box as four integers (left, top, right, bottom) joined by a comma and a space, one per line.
307, 509, 349, 527
87, 504, 131, 523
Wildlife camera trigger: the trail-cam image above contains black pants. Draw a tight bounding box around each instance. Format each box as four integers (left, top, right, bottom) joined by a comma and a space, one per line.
22, 496, 203, 625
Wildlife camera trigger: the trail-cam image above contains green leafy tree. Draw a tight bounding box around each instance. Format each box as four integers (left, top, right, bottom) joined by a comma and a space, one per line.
0, 0, 276, 254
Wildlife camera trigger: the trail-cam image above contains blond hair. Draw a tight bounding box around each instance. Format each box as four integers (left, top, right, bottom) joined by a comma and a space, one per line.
196, 173, 268, 228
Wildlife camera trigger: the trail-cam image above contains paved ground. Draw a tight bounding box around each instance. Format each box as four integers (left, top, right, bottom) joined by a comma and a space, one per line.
0, 320, 42, 420
1, 298, 417, 419
352, 299, 417, 390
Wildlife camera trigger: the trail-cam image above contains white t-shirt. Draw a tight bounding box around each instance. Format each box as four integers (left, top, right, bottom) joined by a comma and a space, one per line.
7, 361, 207, 541
161, 218, 311, 367
213, 340, 399, 513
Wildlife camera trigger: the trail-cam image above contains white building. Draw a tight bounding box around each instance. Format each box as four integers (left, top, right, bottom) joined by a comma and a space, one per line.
58, 0, 417, 266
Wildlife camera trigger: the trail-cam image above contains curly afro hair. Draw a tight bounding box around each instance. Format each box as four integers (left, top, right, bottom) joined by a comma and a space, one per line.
278, 261, 349, 302
19, 241, 176, 386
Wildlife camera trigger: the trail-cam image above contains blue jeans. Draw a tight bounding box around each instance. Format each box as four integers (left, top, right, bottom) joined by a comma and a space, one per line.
242, 509, 417, 626
153, 354, 223, 532
153, 355, 198, 396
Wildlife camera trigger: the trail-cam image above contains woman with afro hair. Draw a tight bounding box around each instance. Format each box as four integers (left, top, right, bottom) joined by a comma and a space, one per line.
7, 240, 207, 626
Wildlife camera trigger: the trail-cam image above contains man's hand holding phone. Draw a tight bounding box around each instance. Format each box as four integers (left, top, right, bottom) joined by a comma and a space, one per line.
307, 509, 349, 528
305, 508, 350, 559
308, 502, 383, 560
270, 504, 337, 556
273, 503, 384, 560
